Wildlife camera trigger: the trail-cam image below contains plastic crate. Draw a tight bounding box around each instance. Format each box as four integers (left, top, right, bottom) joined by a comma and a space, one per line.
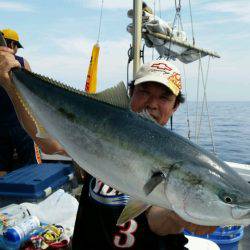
185, 226, 244, 250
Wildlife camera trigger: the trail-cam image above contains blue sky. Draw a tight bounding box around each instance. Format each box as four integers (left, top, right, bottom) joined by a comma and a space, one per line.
1, 0, 250, 101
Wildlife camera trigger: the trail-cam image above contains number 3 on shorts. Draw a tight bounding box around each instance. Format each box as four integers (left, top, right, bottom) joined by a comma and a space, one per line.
113, 220, 138, 248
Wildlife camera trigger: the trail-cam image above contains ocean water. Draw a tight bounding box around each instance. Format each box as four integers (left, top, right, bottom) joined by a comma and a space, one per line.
169, 101, 250, 165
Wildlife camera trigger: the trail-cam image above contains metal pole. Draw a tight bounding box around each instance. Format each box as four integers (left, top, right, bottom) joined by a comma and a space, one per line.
133, 0, 142, 78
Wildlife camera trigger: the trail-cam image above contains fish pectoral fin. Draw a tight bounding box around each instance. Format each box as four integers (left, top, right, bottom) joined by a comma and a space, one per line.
143, 171, 166, 196
90, 81, 130, 109
117, 199, 150, 225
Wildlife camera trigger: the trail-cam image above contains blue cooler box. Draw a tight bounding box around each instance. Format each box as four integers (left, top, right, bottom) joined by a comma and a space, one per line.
0, 163, 75, 205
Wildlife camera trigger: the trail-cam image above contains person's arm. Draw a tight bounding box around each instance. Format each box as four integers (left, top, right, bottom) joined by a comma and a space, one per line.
146, 206, 217, 236
0, 46, 66, 155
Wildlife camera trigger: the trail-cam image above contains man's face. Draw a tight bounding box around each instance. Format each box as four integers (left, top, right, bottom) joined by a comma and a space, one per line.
130, 82, 179, 126
9, 41, 18, 54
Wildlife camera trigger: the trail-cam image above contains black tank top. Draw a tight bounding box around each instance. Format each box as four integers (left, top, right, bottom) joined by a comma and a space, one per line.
0, 55, 25, 126
72, 174, 188, 250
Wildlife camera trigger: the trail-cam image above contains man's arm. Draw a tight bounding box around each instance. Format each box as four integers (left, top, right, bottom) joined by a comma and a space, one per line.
146, 206, 217, 236
0, 46, 66, 155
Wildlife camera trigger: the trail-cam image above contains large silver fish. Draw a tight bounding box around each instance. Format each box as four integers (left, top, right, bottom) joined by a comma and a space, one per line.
10, 68, 250, 226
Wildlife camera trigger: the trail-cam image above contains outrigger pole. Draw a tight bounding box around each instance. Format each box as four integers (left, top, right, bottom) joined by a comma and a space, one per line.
146, 30, 220, 59
132, 0, 143, 78
131, 1, 220, 67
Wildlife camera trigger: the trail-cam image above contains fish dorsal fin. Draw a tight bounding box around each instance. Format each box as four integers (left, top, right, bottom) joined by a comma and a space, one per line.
137, 110, 160, 125
117, 199, 150, 225
16, 70, 130, 109
90, 81, 130, 109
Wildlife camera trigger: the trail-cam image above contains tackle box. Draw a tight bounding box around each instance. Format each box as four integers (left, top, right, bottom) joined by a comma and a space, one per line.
0, 163, 75, 205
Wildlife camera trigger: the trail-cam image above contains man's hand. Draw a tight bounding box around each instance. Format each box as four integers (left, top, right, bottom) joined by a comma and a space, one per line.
183, 220, 217, 235
146, 206, 217, 236
0, 46, 20, 88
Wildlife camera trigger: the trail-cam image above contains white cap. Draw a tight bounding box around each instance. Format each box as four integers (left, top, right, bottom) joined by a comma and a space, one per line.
134, 59, 182, 96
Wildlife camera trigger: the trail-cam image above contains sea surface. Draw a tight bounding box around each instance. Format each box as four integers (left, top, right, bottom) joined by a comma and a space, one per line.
169, 101, 250, 165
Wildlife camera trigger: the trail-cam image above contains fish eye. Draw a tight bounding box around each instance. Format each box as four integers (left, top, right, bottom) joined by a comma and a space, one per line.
219, 190, 237, 204
224, 196, 233, 204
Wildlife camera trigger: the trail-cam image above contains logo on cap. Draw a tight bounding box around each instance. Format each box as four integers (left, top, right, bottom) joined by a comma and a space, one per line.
168, 72, 181, 91
151, 62, 172, 72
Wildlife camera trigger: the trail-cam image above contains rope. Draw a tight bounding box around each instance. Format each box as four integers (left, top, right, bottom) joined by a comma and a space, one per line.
152, 0, 156, 60
197, 58, 206, 144
126, 59, 130, 93
127, 43, 145, 90
196, 56, 216, 154
166, 0, 183, 60
153, 0, 156, 17
158, 0, 162, 18
175, 0, 181, 13
166, 1, 179, 60
175, 0, 182, 31
141, 44, 145, 64
195, 59, 201, 143
182, 64, 191, 140
196, 57, 205, 142
170, 116, 173, 131
97, 0, 104, 43
127, 45, 133, 89
188, 0, 195, 45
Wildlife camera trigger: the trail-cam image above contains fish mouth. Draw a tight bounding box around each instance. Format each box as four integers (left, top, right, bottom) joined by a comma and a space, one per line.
232, 205, 250, 219
144, 109, 160, 121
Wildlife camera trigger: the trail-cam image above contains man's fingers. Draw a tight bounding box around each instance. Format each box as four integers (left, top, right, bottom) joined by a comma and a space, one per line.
0, 52, 21, 70
0, 50, 21, 86
0, 46, 15, 54
185, 224, 217, 235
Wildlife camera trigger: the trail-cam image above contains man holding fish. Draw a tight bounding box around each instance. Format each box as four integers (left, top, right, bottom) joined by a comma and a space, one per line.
0, 45, 227, 249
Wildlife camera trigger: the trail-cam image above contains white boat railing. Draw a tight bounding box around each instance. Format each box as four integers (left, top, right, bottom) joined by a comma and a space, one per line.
226, 162, 250, 182
41, 153, 72, 162
41, 153, 250, 182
